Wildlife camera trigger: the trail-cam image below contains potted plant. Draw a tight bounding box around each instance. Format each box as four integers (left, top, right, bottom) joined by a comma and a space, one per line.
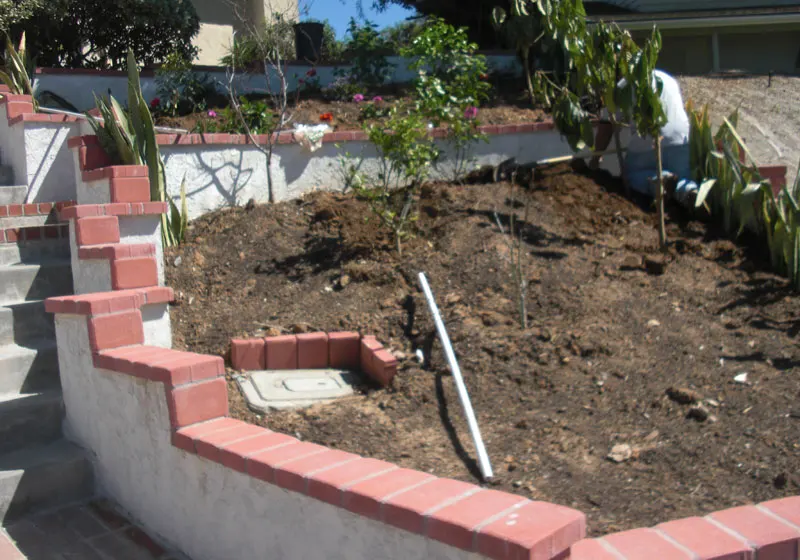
294, 21, 324, 62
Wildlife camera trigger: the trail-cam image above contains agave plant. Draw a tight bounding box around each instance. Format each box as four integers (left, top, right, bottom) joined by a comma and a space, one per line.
86, 49, 183, 247
689, 102, 800, 289
168, 175, 189, 244
0, 32, 37, 109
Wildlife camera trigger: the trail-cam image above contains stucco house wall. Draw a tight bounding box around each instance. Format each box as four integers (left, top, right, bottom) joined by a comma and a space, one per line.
191, 0, 299, 66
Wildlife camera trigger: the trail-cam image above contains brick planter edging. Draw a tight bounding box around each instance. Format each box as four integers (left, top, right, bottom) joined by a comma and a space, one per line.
571, 499, 800, 559
47, 289, 587, 560
154, 121, 556, 147
231, 332, 397, 387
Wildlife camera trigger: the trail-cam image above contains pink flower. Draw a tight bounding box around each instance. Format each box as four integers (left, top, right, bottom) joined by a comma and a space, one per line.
306, 68, 317, 77
208, 110, 217, 118
372, 96, 383, 102
150, 98, 160, 108
464, 106, 478, 119
353, 94, 365, 103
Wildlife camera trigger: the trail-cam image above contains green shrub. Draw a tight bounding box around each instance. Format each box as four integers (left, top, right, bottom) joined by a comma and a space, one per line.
0, 0, 41, 34
350, 106, 439, 254
154, 52, 215, 117
194, 98, 274, 135
14, 0, 199, 70
337, 19, 392, 91
402, 17, 490, 180
380, 19, 426, 54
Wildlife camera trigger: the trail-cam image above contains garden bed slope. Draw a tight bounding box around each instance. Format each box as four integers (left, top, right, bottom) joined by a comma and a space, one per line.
167, 163, 800, 536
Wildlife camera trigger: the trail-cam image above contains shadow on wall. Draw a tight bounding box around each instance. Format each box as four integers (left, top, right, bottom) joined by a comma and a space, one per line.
162, 148, 256, 217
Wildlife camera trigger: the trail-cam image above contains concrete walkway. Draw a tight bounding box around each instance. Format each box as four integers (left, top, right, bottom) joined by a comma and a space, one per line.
0, 499, 186, 560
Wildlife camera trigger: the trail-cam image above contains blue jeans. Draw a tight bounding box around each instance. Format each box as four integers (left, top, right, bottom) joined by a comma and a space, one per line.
625, 143, 697, 204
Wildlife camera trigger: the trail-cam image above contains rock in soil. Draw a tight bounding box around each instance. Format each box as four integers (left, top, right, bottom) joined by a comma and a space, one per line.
667, 387, 703, 405
621, 255, 643, 270
644, 255, 668, 275
607, 443, 634, 463
687, 404, 710, 422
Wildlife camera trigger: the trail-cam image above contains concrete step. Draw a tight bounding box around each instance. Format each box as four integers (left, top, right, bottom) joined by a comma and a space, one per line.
0, 301, 54, 346
0, 439, 93, 523
0, 260, 72, 304
0, 392, 63, 455
0, 240, 70, 266
0, 341, 60, 394
0, 186, 26, 205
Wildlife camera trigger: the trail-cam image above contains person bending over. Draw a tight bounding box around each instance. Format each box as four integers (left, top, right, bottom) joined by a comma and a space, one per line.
591, 69, 698, 206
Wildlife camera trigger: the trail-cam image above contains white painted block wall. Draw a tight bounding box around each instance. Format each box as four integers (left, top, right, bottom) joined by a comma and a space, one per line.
54, 313, 485, 560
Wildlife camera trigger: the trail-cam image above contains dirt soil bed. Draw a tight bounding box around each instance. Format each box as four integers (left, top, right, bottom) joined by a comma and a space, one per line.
157, 92, 548, 133
166, 163, 800, 536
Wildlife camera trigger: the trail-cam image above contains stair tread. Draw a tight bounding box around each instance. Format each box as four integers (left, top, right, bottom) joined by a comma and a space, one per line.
0, 390, 61, 407
0, 299, 46, 308
0, 339, 57, 354
0, 258, 71, 271
0, 439, 84, 474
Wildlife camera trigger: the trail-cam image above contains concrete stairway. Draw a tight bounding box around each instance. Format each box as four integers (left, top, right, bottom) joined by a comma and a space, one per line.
0, 169, 93, 523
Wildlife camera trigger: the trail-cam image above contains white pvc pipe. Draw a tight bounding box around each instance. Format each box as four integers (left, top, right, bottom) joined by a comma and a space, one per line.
418, 272, 494, 481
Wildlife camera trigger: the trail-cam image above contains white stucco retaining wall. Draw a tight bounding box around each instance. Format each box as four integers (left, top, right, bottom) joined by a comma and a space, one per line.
12, 116, 628, 216
54, 313, 483, 560
162, 128, 629, 220
34, 55, 521, 112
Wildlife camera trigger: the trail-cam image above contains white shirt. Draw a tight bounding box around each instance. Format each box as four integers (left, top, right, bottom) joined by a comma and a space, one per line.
626, 70, 690, 154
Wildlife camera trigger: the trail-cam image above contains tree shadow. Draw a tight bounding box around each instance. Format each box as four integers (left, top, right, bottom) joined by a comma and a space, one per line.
264, 233, 357, 281
720, 352, 800, 371
715, 276, 793, 314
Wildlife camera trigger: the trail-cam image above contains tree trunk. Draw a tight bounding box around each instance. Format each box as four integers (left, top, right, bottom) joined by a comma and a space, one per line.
521, 48, 535, 105
266, 145, 275, 204
655, 135, 667, 251
612, 122, 627, 196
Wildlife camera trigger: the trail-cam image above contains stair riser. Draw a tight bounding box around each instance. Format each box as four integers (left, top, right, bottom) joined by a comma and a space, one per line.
0, 451, 93, 523
0, 165, 13, 184
0, 265, 73, 304
0, 241, 70, 266
0, 398, 63, 454
0, 303, 54, 346
0, 347, 60, 394
0, 187, 26, 205
0, 215, 57, 228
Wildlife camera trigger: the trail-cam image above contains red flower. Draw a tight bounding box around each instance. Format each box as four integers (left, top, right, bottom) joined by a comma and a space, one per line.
320, 112, 333, 122
479, 73, 489, 81
150, 97, 160, 108
306, 68, 317, 77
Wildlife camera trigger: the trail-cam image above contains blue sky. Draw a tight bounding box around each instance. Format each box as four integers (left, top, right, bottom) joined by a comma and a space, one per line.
304, 1, 416, 38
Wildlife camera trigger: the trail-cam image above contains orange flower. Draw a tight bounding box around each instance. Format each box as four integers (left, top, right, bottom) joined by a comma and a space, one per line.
320, 112, 333, 122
